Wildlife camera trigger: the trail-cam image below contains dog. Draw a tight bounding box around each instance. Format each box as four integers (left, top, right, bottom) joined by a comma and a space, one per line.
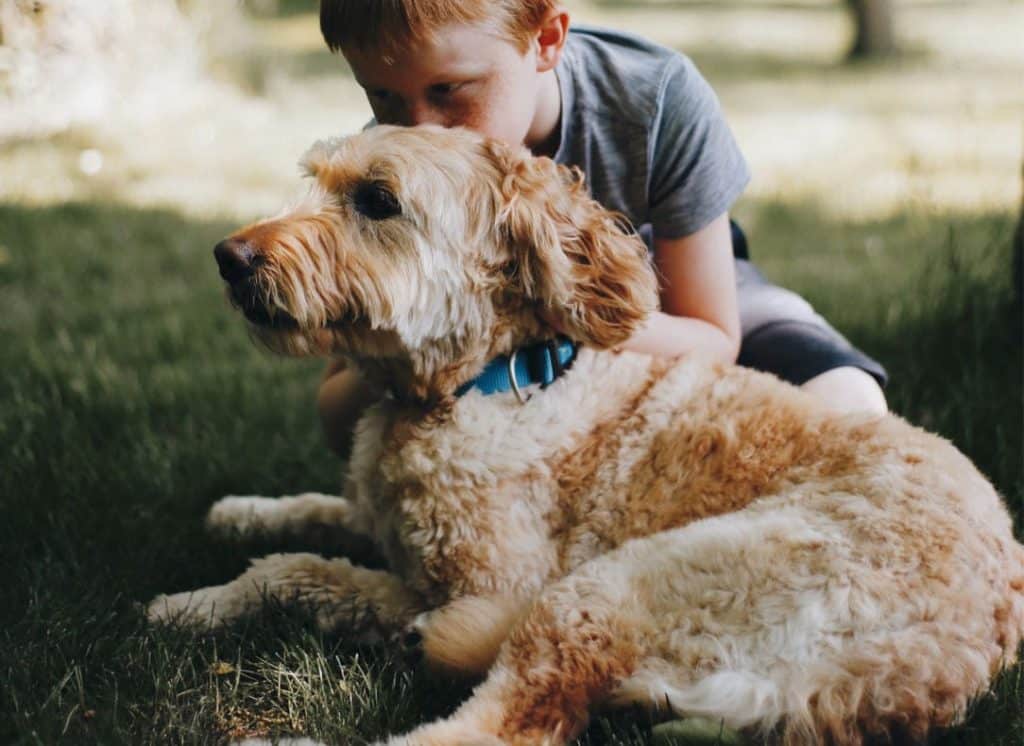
148, 124, 1024, 745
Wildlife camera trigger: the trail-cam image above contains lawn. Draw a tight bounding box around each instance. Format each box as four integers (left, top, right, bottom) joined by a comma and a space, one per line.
1, 1, 1021, 744
1, 198, 1019, 744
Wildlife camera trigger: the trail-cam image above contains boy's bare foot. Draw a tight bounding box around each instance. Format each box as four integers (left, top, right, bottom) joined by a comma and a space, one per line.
802, 365, 887, 417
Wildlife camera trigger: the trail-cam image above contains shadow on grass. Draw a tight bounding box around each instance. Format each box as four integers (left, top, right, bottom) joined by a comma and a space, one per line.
0, 199, 1020, 744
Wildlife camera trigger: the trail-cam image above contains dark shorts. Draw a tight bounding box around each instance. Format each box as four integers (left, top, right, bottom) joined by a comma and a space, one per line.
735, 258, 888, 387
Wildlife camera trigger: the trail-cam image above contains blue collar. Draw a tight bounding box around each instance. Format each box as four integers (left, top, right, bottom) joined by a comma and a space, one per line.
456, 337, 578, 402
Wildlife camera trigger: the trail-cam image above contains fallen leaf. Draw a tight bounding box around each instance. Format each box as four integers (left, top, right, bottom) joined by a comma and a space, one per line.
210, 660, 236, 676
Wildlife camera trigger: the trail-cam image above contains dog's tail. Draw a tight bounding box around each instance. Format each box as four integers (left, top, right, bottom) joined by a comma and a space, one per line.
416, 594, 532, 677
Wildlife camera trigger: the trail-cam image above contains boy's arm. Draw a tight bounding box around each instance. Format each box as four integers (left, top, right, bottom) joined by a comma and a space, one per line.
617, 212, 740, 364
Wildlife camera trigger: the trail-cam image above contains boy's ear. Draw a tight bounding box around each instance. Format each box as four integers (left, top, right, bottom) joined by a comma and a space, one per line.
535, 10, 570, 72
484, 140, 658, 349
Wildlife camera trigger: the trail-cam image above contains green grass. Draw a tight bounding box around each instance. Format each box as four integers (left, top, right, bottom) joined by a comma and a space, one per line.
0, 200, 1020, 744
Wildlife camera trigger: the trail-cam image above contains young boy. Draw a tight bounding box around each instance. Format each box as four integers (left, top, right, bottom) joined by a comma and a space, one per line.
316, 1, 888, 457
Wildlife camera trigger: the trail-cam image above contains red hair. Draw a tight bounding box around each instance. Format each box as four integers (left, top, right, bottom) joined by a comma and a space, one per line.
320, 0, 558, 57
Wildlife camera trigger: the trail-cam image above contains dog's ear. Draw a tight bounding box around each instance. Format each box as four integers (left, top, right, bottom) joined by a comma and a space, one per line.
298, 137, 357, 191
300, 139, 334, 179
485, 140, 658, 349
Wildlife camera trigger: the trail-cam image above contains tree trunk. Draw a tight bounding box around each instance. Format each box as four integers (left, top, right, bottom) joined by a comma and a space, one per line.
1014, 172, 1023, 310
847, 0, 897, 59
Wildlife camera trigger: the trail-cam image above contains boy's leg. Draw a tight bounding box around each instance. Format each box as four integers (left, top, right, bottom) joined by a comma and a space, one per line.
734, 259, 888, 416
317, 360, 377, 458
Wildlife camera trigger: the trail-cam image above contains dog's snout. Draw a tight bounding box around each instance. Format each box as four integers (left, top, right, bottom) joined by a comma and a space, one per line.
214, 238, 258, 284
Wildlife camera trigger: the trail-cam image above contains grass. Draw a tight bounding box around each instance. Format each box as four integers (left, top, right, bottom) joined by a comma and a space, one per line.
0, 197, 1020, 744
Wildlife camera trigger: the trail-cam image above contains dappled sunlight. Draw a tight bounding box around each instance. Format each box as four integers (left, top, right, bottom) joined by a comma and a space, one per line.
0, 73, 371, 218
577, 0, 1023, 217
0, 0, 1020, 220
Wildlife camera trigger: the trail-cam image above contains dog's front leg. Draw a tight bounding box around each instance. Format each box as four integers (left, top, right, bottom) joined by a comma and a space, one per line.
147, 554, 422, 638
206, 493, 379, 559
402, 594, 533, 677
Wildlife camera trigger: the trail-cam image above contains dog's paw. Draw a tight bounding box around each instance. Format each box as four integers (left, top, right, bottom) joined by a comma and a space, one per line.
145, 590, 201, 625
397, 613, 427, 666
146, 587, 232, 628
206, 495, 276, 537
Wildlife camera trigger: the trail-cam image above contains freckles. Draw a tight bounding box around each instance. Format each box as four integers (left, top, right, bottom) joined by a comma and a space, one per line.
456, 109, 488, 132
445, 100, 488, 133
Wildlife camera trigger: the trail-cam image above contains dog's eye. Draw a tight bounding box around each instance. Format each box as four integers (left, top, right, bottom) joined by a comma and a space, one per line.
352, 181, 402, 220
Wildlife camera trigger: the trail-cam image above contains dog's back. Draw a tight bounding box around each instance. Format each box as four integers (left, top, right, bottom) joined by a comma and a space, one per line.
354, 346, 1020, 593
351, 348, 1024, 745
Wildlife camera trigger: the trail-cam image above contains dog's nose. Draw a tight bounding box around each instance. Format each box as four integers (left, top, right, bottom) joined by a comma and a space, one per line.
214, 238, 257, 284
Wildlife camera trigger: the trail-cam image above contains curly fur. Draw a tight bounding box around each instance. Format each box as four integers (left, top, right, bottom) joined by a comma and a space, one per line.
149, 125, 1024, 745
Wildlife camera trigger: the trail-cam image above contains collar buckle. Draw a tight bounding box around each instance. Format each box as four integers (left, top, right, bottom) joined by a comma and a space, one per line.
507, 348, 532, 405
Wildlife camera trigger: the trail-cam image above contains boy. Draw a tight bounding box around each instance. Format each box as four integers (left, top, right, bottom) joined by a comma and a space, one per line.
317, 1, 888, 457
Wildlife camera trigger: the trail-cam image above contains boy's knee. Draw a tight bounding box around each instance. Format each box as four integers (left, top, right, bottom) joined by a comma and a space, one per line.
801, 366, 888, 417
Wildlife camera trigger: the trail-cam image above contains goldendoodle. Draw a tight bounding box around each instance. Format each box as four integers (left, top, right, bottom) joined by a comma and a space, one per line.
149, 125, 1024, 746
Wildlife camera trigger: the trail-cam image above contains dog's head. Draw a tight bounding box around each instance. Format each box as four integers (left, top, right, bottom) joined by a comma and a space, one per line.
214, 125, 658, 400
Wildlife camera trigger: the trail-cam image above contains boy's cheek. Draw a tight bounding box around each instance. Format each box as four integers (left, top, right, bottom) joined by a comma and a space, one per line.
459, 94, 532, 145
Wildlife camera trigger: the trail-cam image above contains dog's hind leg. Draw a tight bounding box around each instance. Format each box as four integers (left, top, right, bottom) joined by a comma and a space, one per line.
147, 553, 422, 638
379, 570, 646, 746
381, 495, 1012, 746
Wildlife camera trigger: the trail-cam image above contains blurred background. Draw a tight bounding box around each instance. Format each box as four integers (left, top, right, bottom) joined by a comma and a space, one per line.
1, 1, 1021, 744
2, 0, 1021, 219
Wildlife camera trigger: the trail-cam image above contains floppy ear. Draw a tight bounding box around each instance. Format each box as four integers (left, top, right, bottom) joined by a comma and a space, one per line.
298, 137, 354, 191
485, 141, 659, 349
299, 138, 335, 179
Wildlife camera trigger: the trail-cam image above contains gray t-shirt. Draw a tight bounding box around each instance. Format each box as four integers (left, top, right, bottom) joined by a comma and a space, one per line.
552, 25, 750, 242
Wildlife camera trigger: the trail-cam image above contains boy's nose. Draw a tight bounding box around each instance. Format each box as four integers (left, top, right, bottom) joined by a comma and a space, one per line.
404, 101, 446, 128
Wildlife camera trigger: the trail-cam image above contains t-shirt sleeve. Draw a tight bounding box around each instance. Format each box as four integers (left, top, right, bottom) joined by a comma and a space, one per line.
647, 57, 750, 239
